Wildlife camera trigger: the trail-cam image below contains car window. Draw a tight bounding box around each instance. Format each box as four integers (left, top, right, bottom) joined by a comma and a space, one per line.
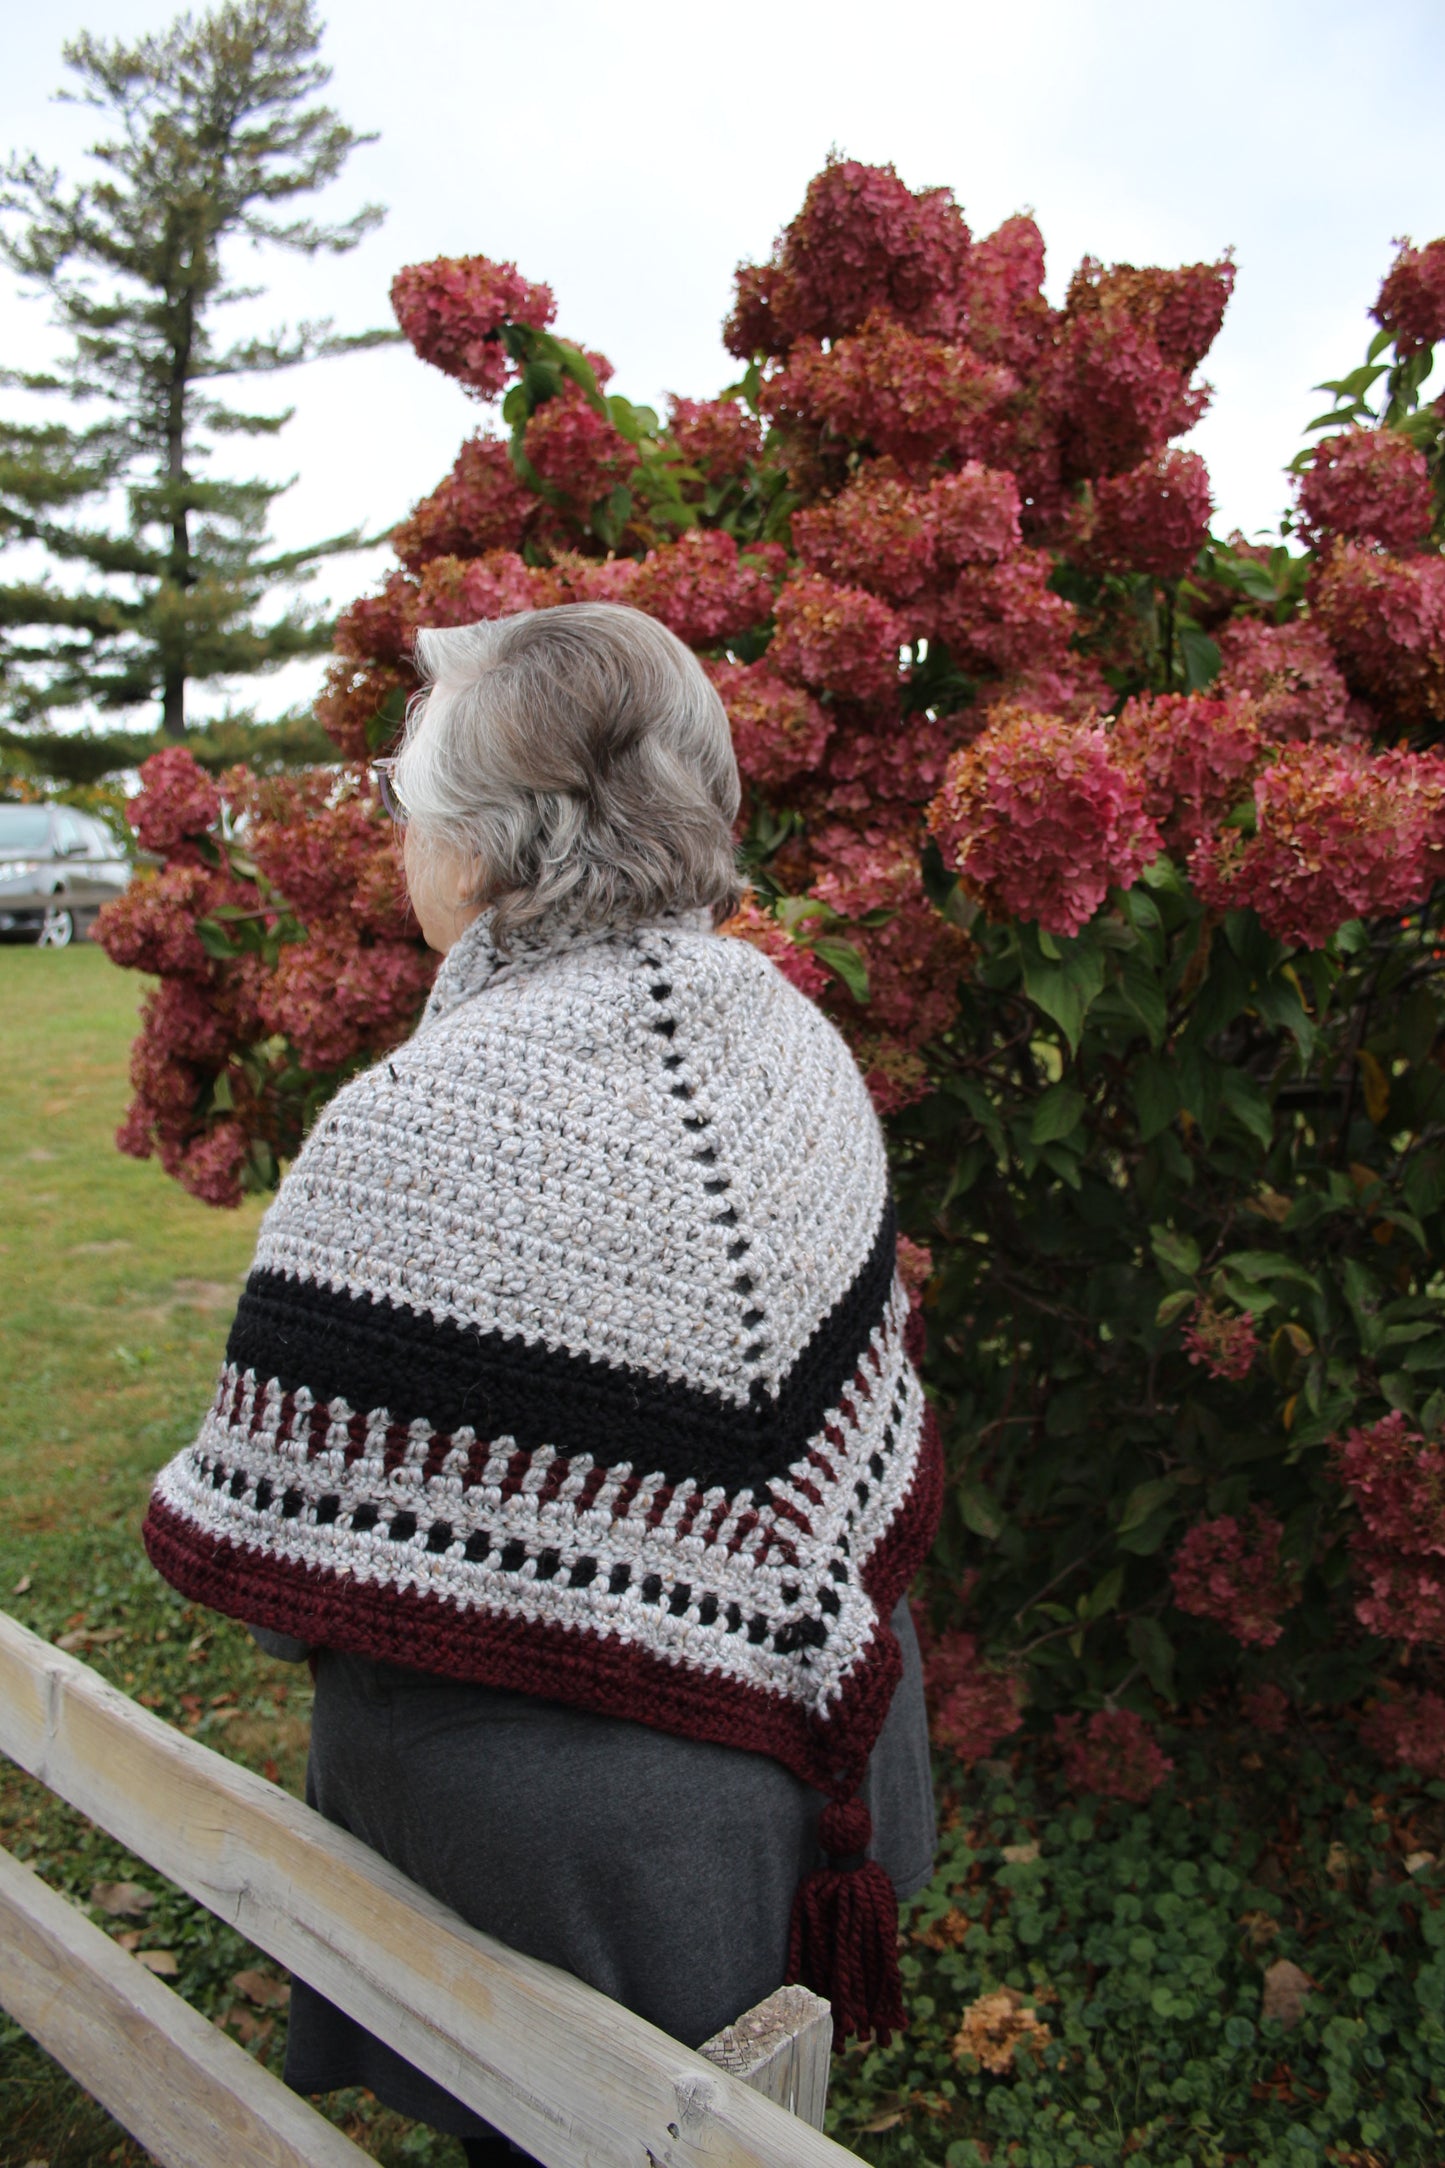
82, 816, 119, 855
0, 806, 52, 851
54, 812, 85, 856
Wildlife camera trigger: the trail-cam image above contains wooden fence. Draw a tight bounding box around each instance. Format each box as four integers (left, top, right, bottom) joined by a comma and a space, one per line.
0, 1609, 854, 2167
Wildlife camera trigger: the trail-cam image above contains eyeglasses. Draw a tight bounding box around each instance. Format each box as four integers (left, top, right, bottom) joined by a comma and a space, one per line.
371, 758, 409, 825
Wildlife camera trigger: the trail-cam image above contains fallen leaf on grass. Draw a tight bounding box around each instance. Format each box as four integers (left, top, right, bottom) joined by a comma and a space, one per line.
1325, 1841, 1351, 1886
136, 1950, 178, 1977
216, 2003, 275, 2047
12, 1574, 31, 1595
860, 2108, 905, 2133
1261, 1958, 1313, 2028
91, 1881, 155, 1918
1404, 1850, 1436, 1876
913, 1906, 971, 1950
56, 1626, 127, 1652
952, 1987, 1052, 2073
232, 1968, 290, 2009
115, 1930, 144, 1953
1000, 1842, 1040, 1865
1238, 1910, 1280, 1952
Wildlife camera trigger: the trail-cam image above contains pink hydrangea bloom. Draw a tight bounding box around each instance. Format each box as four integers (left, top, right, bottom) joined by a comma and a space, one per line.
139, 976, 234, 1065
895, 1235, 934, 1304
730, 156, 973, 350
332, 572, 418, 670
966, 215, 1053, 372
95, 863, 226, 982
1311, 542, 1445, 730
1087, 448, 1213, 581
764, 316, 1014, 471
918, 1625, 1025, 1763
1055, 255, 1233, 479
1216, 619, 1362, 745
1240, 1683, 1290, 1736
768, 571, 906, 702
794, 462, 1021, 606
823, 700, 970, 806
1112, 692, 1261, 853
1189, 741, 1445, 948
665, 396, 762, 482
926, 550, 1078, 680
621, 530, 778, 650
390, 255, 555, 396
1295, 430, 1435, 554
1359, 1689, 1445, 1779
412, 550, 560, 628
173, 1121, 250, 1209
127, 747, 220, 856
810, 820, 975, 1044
1054, 1709, 1173, 1803
722, 260, 781, 361
391, 435, 532, 570
707, 661, 832, 788
1180, 1299, 1259, 1382
928, 706, 1161, 937
1333, 1413, 1445, 1646
1373, 235, 1445, 358
522, 383, 632, 506
720, 895, 828, 1001
315, 661, 412, 762
1171, 1509, 1298, 1647
261, 936, 435, 1074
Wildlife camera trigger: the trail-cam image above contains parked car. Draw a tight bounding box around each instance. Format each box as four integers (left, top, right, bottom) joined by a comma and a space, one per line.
0, 803, 132, 947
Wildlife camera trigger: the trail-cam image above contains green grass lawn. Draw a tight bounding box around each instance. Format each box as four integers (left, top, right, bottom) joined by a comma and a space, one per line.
3, 946, 1445, 2168
0, 941, 265, 1538
0, 947, 464, 2166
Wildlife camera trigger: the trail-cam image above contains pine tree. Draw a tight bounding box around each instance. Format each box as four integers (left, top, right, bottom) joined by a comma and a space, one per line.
0, 0, 394, 749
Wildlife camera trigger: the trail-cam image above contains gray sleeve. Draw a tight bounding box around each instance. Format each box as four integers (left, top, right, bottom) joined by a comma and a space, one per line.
247, 1623, 312, 1664
861, 1595, 938, 1900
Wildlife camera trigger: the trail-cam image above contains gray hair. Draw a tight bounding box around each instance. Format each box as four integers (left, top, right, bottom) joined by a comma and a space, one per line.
396, 602, 743, 946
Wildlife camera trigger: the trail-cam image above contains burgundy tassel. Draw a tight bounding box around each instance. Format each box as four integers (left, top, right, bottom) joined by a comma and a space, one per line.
787, 1797, 904, 2044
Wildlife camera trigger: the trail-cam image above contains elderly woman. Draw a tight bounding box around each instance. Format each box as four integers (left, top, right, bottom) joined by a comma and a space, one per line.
143, 603, 942, 2164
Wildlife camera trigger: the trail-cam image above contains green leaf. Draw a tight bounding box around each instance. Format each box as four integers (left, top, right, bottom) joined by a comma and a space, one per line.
1020, 931, 1106, 1054
1030, 1084, 1086, 1145
1128, 1617, 1177, 1702
955, 1078, 1007, 1166
1081, 1564, 1125, 1619
957, 1482, 1005, 1542
811, 938, 870, 1004
1220, 1068, 1273, 1148
1219, 1250, 1322, 1293
1178, 625, 1221, 692
1119, 1477, 1178, 1534
1156, 1289, 1195, 1328
1132, 1054, 1179, 1142
1151, 1225, 1201, 1279
194, 917, 240, 960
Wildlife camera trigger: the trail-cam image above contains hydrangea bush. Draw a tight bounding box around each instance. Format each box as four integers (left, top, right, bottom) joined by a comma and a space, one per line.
97, 170, 1445, 1780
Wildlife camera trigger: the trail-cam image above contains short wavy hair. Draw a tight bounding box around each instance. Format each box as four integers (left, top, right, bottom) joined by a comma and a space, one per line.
396, 603, 743, 945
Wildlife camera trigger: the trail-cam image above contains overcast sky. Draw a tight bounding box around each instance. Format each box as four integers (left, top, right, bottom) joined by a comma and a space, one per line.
3, 0, 1444, 726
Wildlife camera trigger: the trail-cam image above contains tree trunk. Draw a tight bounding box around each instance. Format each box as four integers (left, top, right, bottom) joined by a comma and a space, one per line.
162, 281, 196, 741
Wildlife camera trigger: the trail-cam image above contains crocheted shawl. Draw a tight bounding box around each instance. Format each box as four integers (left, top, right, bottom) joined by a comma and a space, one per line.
144, 911, 943, 1801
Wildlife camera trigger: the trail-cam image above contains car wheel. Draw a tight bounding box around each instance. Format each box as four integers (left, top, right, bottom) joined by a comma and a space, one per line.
38, 905, 75, 948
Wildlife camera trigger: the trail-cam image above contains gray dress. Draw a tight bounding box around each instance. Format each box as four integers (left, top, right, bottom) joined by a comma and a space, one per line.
273, 1596, 935, 2139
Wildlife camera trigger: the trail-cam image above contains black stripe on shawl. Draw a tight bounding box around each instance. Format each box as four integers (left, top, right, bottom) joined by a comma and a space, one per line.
226, 1196, 897, 1496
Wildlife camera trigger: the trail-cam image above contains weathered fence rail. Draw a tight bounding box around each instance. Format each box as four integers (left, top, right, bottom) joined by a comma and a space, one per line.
0, 1609, 847, 2167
